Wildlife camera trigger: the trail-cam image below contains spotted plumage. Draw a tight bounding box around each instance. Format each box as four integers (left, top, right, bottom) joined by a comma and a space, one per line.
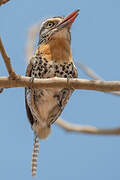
29, 55, 77, 78
25, 55, 77, 136
25, 9, 79, 176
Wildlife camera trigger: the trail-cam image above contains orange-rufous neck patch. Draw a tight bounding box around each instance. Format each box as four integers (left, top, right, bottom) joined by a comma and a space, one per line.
35, 38, 73, 63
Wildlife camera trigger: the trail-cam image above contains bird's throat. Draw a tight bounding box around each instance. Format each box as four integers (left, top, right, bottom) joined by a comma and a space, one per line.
36, 38, 73, 63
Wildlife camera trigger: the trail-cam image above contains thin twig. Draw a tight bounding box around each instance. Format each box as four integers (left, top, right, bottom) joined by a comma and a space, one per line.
56, 118, 120, 135
76, 62, 104, 80
0, 0, 10, 6
0, 37, 17, 79
76, 61, 120, 96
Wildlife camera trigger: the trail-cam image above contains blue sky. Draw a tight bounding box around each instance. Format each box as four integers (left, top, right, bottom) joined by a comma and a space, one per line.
0, 0, 120, 179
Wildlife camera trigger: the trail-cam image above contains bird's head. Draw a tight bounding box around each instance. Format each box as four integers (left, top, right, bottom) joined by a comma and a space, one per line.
38, 9, 80, 45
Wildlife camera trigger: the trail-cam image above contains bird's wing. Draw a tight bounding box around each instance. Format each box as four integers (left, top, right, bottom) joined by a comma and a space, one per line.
25, 58, 35, 126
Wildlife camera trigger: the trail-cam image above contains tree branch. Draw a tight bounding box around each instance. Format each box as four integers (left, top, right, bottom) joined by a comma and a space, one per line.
1, 76, 120, 92
56, 118, 120, 135
77, 61, 120, 96
0, 37, 17, 79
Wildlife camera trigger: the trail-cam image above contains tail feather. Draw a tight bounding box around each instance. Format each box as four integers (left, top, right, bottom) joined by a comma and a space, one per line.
31, 135, 39, 176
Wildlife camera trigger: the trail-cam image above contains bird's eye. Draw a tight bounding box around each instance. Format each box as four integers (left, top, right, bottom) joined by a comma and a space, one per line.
46, 22, 55, 28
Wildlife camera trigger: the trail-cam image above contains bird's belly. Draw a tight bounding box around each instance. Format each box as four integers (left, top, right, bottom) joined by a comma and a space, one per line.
26, 59, 77, 127
28, 87, 72, 127
36, 88, 61, 121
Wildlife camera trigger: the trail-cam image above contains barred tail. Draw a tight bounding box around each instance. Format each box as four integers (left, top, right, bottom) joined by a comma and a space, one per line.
31, 135, 40, 176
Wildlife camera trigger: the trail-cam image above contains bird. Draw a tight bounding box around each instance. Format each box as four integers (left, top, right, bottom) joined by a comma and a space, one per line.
25, 9, 79, 176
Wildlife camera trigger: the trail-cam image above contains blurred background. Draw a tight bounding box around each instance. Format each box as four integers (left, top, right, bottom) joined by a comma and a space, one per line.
0, 0, 120, 179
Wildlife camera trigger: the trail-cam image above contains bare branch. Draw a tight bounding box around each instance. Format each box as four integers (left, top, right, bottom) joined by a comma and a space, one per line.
1, 76, 120, 92
56, 118, 120, 135
0, 0, 10, 6
76, 62, 104, 80
77, 61, 120, 96
0, 37, 17, 79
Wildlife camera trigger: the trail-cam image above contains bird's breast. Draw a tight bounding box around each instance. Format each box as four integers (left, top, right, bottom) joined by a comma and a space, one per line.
31, 56, 77, 79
